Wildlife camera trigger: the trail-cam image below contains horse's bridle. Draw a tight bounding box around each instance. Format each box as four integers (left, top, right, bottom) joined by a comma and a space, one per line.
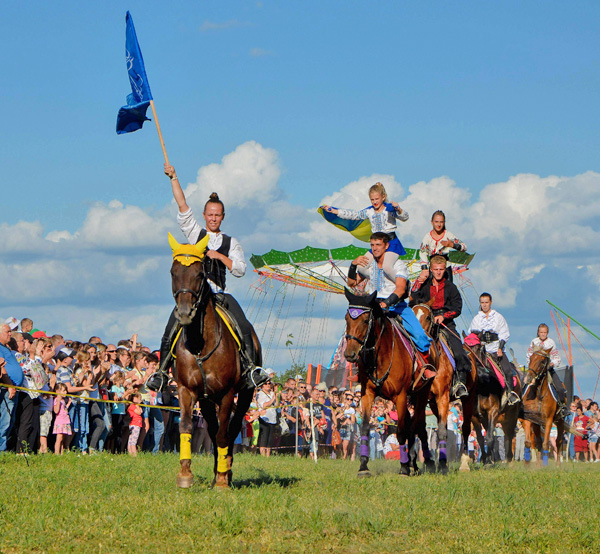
173, 263, 209, 320
345, 305, 374, 353
526, 350, 551, 385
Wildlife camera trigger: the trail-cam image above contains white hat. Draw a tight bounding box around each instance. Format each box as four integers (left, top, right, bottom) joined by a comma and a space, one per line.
4, 317, 20, 331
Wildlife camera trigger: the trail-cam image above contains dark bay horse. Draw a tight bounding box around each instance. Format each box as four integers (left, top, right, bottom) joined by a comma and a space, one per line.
168, 233, 260, 488
344, 290, 433, 477
412, 303, 477, 472
522, 348, 566, 466
464, 342, 521, 464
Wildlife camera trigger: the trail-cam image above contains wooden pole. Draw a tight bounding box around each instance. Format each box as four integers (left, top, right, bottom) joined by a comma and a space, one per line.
149, 99, 170, 165
316, 364, 322, 384
307, 364, 313, 386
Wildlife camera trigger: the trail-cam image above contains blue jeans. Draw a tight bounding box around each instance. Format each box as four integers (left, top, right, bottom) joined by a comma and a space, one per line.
76, 403, 90, 451
149, 408, 164, 454
0, 388, 18, 452
391, 301, 433, 353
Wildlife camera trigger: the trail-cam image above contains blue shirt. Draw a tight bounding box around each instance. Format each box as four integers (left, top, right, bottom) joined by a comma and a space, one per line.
0, 344, 24, 386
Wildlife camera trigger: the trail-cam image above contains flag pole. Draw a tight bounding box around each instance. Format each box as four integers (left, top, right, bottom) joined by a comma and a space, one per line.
149, 100, 169, 165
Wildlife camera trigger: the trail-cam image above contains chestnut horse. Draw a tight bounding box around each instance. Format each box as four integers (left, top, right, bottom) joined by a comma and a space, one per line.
521, 348, 566, 466
412, 303, 477, 472
464, 342, 522, 464
168, 233, 259, 488
344, 290, 433, 477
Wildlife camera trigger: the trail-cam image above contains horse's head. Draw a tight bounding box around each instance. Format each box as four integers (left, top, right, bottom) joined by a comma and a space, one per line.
525, 347, 552, 385
411, 300, 434, 334
168, 232, 210, 326
343, 289, 378, 363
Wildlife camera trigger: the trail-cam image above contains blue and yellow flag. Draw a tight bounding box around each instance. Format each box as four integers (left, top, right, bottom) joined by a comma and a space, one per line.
116, 12, 153, 134
317, 207, 373, 243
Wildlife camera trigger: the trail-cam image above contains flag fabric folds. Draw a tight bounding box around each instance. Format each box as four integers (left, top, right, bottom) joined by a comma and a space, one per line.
317, 207, 373, 243
116, 11, 153, 134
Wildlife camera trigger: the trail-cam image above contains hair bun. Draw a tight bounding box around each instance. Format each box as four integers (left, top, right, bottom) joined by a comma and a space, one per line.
209, 192, 220, 202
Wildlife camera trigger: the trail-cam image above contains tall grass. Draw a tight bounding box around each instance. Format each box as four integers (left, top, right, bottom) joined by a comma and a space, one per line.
0, 453, 597, 553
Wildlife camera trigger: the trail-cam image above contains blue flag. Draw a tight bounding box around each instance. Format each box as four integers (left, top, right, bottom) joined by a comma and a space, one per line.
116, 12, 153, 134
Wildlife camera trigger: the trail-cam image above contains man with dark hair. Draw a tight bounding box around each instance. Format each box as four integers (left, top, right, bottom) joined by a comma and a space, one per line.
468, 293, 519, 405
348, 232, 433, 373
410, 255, 471, 398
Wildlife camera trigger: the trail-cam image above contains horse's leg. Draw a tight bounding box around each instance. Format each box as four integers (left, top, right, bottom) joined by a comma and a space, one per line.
484, 406, 498, 465
395, 391, 411, 476
502, 409, 517, 464
214, 390, 235, 488
228, 389, 253, 485
416, 413, 435, 473
199, 398, 219, 475
473, 417, 486, 464
435, 391, 450, 474
176, 386, 198, 488
556, 419, 565, 466
412, 389, 432, 475
357, 388, 374, 477
459, 395, 475, 472
522, 419, 533, 464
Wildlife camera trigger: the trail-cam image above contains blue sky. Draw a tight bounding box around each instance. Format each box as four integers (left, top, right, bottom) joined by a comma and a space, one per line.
2, 2, 600, 397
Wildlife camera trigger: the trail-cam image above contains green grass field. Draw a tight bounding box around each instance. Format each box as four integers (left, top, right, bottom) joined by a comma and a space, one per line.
0, 453, 598, 554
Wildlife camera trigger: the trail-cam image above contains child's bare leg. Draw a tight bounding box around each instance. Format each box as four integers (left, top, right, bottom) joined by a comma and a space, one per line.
39, 436, 47, 453
55, 435, 63, 455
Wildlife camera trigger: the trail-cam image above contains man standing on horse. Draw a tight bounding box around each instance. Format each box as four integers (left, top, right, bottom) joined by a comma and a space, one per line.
468, 293, 520, 405
159, 163, 269, 388
410, 255, 471, 399
347, 232, 434, 375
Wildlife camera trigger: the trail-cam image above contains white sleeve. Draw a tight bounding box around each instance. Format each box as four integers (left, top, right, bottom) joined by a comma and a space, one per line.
497, 314, 510, 344
526, 340, 535, 366
549, 339, 562, 367
468, 315, 479, 334
176, 208, 203, 244
393, 259, 409, 281
228, 237, 246, 278
394, 208, 409, 222
337, 208, 369, 221
446, 230, 467, 252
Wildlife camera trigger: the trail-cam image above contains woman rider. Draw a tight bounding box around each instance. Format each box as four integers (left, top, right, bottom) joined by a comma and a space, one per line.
158, 163, 268, 388
417, 210, 467, 284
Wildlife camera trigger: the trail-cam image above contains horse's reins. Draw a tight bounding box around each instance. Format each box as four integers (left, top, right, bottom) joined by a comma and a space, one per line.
346, 305, 394, 391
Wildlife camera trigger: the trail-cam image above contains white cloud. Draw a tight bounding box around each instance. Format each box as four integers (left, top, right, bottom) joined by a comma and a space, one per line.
519, 264, 545, 282
183, 141, 281, 211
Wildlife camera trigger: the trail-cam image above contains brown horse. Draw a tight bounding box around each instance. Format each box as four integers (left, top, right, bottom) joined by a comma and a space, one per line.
521, 348, 566, 466
464, 342, 522, 464
168, 233, 259, 489
412, 303, 477, 472
344, 290, 433, 477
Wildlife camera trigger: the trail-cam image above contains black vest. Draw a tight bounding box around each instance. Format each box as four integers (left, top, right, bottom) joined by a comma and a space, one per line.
197, 229, 231, 291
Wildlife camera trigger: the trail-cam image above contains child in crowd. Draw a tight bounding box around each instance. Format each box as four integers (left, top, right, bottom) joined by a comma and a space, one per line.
109, 372, 126, 453
127, 393, 143, 456
53, 383, 72, 455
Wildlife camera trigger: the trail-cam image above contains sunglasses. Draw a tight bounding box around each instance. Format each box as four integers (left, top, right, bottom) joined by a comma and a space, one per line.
106, 350, 117, 354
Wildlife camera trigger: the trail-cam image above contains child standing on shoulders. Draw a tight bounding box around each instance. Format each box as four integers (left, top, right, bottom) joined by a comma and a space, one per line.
53, 383, 72, 455
127, 393, 143, 456
321, 182, 408, 281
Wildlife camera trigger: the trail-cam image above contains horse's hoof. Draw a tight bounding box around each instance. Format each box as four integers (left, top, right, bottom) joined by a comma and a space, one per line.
176, 474, 194, 489
357, 470, 372, 478
425, 461, 436, 474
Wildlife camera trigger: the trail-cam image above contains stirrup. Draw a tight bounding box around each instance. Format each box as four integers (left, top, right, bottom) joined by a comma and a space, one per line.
507, 391, 520, 405
145, 370, 169, 392
249, 365, 270, 388
421, 364, 437, 381
452, 382, 468, 399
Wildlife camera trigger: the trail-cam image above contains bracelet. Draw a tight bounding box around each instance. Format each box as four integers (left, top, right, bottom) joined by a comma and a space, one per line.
348, 264, 358, 280
170, 175, 178, 181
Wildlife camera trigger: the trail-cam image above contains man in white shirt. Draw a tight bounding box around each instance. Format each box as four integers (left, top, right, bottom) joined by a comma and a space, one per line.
468, 293, 519, 405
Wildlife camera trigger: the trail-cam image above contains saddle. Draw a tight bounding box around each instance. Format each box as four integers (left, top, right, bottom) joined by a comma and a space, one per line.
388, 316, 435, 391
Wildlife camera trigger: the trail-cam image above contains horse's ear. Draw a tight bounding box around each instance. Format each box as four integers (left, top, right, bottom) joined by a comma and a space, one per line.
367, 291, 377, 306
544, 347, 553, 354
168, 232, 181, 254
195, 234, 210, 257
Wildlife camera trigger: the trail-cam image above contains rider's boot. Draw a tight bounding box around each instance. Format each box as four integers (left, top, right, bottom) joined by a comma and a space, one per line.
452, 369, 469, 399
147, 321, 177, 392
241, 332, 270, 388
505, 374, 520, 406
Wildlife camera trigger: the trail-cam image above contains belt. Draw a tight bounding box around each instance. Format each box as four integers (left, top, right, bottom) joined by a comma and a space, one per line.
480, 331, 499, 343
432, 308, 446, 316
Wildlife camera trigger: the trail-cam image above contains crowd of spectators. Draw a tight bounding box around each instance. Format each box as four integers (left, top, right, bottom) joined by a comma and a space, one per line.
1, 316, 598, 464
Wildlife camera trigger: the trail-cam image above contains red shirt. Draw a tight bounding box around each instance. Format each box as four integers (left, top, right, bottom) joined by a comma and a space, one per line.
430, 278, 446, 310
128, 403, 143, 428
